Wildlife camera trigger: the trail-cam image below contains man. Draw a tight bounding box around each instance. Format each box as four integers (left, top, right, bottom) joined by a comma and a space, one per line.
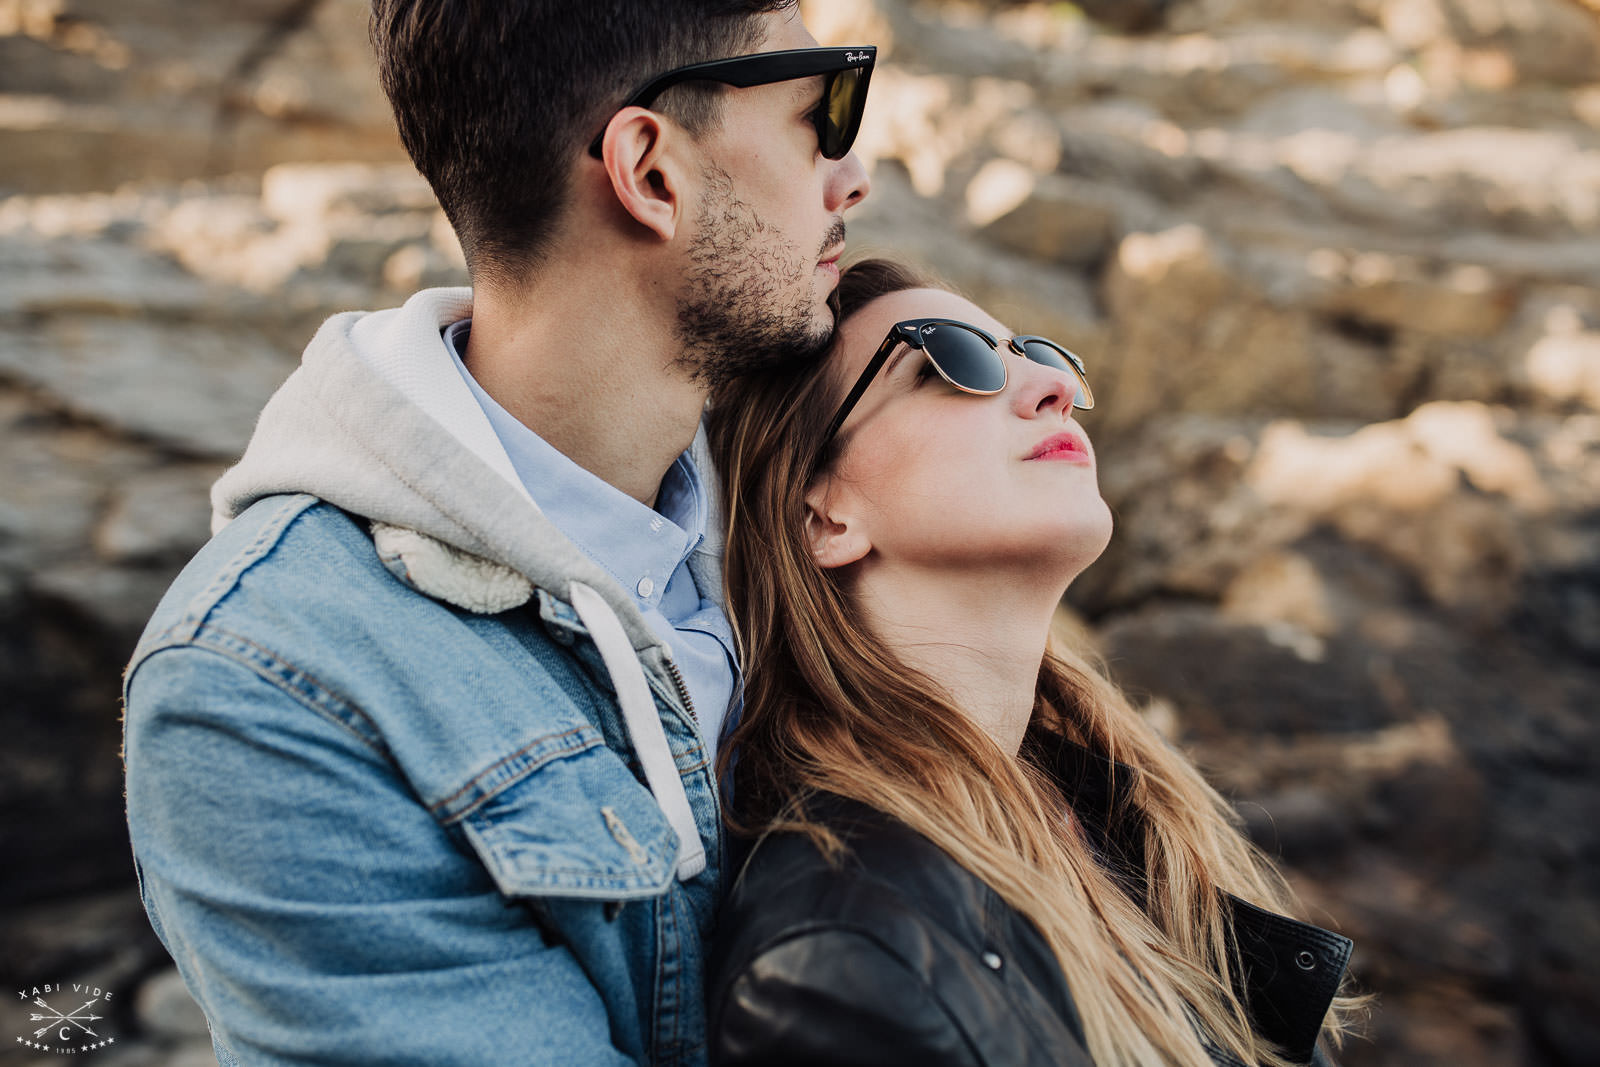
121, 1, 872, 1062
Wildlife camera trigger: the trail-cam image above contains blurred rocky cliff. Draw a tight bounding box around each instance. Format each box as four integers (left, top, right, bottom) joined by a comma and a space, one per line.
2, 0, 1596, 1063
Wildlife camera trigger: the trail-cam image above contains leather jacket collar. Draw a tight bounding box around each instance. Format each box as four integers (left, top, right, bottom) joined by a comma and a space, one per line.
1037, 732, 1352, 1065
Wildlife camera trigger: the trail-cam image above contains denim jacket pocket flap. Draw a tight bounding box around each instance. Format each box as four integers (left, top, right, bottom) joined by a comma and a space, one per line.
460, 744, 678, 901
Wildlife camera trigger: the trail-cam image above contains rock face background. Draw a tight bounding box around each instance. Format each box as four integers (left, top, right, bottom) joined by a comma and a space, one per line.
2, 0, 1596, 1063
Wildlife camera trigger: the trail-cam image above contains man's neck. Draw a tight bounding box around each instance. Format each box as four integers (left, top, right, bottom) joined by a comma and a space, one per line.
461, 277, 705, 508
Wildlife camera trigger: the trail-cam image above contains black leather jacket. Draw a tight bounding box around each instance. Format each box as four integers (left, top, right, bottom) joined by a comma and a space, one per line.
708, 738, 1352, 1066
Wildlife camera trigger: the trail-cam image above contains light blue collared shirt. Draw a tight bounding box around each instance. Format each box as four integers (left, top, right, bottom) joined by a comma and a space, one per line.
443, 320, 738, 755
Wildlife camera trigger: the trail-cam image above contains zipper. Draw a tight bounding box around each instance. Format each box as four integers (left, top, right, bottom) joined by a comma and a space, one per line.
664, 651, 725, 877
663, 656, 697, 724
661, 649, 726, 878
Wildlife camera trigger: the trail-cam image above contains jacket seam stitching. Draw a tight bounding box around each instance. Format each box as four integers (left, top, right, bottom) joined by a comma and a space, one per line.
174, 627, 393, 756
431, 725, 606, 821
164, 494, 320, 644
1232, 899, 1351, 950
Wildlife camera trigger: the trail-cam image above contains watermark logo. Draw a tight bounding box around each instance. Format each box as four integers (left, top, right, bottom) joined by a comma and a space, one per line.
14, 982, 116, 1055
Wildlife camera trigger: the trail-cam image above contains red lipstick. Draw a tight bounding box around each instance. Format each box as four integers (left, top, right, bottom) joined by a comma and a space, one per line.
1026, 430, 1091, 463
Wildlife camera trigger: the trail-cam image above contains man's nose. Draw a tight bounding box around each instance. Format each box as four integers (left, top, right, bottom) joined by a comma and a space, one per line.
826, 150, 871, 213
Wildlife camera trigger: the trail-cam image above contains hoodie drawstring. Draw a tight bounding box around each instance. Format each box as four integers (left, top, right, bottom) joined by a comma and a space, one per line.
569, 582, 707, 881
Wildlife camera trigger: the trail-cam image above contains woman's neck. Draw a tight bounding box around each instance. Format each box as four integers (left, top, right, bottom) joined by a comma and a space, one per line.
852, 562, 1063, 756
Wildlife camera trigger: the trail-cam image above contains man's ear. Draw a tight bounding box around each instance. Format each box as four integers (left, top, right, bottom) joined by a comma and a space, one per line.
599, 107, 688, 242
804, 481, 871, 570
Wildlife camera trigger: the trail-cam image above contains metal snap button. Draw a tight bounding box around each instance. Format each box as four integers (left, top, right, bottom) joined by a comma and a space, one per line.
981, 951, 1003, 971
636, 577, 654, 598
1294, 949, 1317, 971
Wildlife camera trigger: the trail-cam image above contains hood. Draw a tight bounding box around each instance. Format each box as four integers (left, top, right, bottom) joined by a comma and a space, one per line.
211, 287, 714, 880
213, 286, 719, 650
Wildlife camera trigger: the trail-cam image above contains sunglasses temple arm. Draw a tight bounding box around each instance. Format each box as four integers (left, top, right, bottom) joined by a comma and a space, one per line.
819, 331, 902, 446
586, 68, 792, 158
587, 67, 722, 158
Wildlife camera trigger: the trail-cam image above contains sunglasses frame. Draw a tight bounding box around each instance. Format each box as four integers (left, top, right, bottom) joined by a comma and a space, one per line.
817, 317, 1094, 458
587, 45, 877, 161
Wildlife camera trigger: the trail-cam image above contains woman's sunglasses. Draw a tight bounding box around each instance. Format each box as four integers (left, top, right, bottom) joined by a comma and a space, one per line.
588, 46, 876, 161
819, 317, 1095, 453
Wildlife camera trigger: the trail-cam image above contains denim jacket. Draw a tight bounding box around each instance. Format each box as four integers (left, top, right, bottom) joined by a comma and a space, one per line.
123, 290, 726, 1065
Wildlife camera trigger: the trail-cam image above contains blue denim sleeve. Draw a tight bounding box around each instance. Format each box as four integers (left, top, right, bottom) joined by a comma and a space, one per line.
125, 643, 639, 1067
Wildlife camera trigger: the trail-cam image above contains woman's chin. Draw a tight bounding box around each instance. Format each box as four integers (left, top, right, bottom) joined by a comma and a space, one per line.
1041, 517, 1116, 589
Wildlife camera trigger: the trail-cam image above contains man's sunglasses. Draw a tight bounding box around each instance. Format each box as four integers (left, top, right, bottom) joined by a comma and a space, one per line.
819, 318, 1095, 453
587, 46, 876, 161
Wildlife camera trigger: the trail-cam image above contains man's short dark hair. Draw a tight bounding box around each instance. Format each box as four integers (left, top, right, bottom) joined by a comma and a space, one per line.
371, 0, 796, 288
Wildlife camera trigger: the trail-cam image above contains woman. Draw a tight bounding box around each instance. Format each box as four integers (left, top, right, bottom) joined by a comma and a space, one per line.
704, 259, 1362, 1066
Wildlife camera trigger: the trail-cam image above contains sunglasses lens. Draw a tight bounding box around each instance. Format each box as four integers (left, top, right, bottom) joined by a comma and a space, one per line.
819, 66, 866, 159
1018, 339, 1094, 410
922, 324, 1007, 393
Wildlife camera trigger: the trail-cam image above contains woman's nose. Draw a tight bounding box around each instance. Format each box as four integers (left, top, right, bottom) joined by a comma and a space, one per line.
1009, 354, 1079, 418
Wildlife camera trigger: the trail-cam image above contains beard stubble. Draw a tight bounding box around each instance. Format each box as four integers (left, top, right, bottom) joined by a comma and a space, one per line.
675, 165, 844, 391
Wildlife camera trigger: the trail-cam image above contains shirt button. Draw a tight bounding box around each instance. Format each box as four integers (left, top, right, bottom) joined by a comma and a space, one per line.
636, 577, 654, 598
981, 951, 1003, 971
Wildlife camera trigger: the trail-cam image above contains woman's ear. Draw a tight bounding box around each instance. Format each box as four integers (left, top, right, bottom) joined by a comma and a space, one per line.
804, 481, 871, 569
599, 108, 687, 242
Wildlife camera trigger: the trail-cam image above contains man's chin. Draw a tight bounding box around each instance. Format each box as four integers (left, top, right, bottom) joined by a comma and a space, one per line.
811, 294, 840, 340
756, 313, 833, 372
799, 308, 837, 360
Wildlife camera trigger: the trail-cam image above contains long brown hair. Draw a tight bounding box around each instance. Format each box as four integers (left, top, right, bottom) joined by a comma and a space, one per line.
706, 258, 1361, 1067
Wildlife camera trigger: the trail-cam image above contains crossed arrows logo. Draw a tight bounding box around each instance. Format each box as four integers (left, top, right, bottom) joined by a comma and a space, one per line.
29, 993, 102, 1040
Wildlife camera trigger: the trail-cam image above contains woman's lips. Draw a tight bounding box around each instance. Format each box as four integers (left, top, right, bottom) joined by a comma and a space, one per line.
1026, 430, 1091, 463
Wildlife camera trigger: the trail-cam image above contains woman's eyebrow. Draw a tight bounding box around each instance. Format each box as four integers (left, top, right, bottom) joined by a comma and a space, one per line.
882, 342, 917, 379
